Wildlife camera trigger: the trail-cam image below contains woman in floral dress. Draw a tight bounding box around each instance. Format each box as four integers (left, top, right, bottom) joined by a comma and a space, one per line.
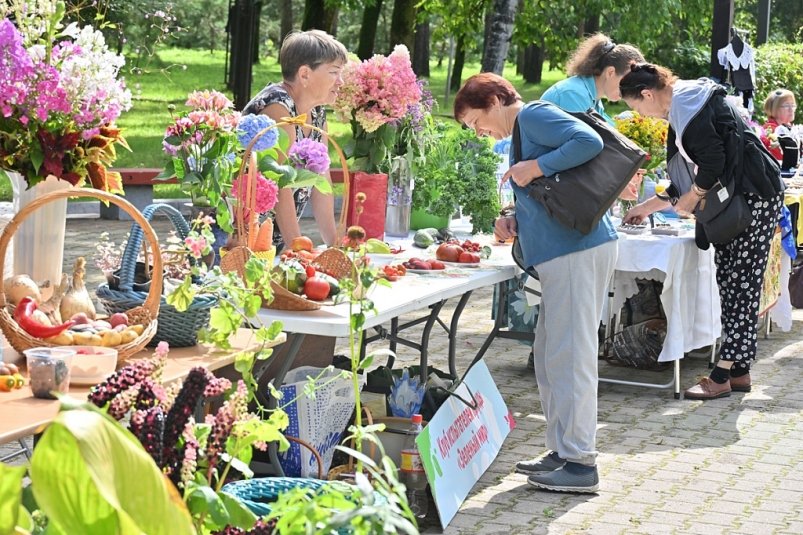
242, 30, 347, 251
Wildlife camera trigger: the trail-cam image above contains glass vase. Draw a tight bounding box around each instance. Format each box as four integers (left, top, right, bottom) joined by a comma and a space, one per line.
385, 157, 413, 237
9, 172, 71, 286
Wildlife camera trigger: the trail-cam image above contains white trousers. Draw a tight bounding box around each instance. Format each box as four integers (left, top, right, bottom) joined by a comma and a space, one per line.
532, 240, 617, 466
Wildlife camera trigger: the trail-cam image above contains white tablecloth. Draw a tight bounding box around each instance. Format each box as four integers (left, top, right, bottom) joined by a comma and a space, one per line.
611, 232, 722, 362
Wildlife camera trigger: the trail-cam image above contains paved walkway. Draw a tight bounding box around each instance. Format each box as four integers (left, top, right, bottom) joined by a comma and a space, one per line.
4, 215, 803, 534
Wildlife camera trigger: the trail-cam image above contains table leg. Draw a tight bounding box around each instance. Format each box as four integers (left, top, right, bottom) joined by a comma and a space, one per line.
417, 300, 446, 383
388, 317, 398, 368
447, 291, 473, 378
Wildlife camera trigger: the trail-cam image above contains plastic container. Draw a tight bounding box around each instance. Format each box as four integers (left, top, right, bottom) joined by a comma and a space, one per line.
24, 347, 76, 399
69, 346, 118, 385
399, 414, 428, 519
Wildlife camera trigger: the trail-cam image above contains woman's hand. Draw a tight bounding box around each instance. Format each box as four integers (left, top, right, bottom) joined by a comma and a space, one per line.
623, 202, 654, 225
673, 190, 702, 217
503, 160, 543, 188
494, 215, 517, 242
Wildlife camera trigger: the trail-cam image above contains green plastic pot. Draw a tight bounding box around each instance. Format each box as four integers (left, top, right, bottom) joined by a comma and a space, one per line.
410, 208, 450, 230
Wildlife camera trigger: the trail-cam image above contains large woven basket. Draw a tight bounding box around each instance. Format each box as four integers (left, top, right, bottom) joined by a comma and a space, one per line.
0, 189, 160, 362
96, 204, 217, 347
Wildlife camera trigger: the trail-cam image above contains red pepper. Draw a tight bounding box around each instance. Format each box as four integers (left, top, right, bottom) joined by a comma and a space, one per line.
13, 297, 75, 339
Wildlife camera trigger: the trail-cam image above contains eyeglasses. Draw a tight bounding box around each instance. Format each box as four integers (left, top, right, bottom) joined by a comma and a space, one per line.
780, 104, 797, 111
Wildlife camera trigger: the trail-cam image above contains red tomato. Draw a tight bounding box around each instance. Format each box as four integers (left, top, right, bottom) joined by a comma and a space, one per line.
458, 252, 475, 263
429, 260, 445, 270
436, 243, 464, 262
303, 277, 330, 301
305, 265, 317, 279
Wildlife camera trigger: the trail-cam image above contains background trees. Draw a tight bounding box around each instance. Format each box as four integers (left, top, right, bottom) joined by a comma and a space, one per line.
80, 0, 802, 98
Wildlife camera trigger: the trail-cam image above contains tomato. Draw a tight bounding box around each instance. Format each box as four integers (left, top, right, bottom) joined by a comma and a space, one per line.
291, 236, 314, 252
458, 252, 474, 263
303, 277, 331, 301
305, 265, 317, 279
429, 260, 445, 270
0, 375, 14, 392
436, 243, 464, 262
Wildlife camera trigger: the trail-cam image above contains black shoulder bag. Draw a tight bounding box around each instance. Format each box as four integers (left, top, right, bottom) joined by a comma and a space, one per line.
513, 108, 647, 235
693, 104, 753, 245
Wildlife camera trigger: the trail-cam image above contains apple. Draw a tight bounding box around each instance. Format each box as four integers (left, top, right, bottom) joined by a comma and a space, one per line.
70, 312, 90, 325
109, 312, 129, 328
291, 236, 314, 252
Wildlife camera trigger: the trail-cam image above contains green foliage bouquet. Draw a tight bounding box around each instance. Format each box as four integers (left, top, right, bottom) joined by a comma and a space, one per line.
412, 125, 501, 233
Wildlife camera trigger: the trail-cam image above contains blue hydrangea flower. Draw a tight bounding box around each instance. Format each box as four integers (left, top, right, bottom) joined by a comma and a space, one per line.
237, 114, 277, 151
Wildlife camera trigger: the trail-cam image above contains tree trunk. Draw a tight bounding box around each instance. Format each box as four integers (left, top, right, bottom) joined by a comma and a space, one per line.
481, 7, 493, 67
252, 0, 262, 64
481, 0, 517, 74
324, 6, 339, 36
412, 20, 430, 76
301, 0, 325, 31
583, 14, 600, 35
389, 0, 417, 51
449, 35, 466, 92
279, 0, 293, 58
357, 0, 384, 59
522, 43, 544, 84
515, 0, 524, 75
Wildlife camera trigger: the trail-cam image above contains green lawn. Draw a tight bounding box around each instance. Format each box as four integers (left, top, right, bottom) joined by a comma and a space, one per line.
1, 47, 600, 202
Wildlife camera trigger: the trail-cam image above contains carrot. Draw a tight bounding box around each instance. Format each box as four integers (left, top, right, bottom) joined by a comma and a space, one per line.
252, 218, 274, 251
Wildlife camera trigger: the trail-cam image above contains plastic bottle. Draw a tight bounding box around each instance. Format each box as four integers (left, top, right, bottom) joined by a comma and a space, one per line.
399, 413, 428, 519
493, 138, 514, 208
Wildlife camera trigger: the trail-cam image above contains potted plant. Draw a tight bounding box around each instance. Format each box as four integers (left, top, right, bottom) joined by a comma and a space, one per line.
411, 125, 501, 234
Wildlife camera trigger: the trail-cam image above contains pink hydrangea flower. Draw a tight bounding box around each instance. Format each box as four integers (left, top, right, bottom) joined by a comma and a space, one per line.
232, 172, 279, 214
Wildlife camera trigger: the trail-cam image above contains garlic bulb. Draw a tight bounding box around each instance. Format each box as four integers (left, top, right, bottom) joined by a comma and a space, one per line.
4, 275, 42, 305
60, 258, 97, 320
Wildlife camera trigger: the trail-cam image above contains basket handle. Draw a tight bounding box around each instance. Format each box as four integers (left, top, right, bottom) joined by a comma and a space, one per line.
117, 204, 190, 291
0, 189, 163, 315
236, 115, 351, 244
286, 435, 324, 479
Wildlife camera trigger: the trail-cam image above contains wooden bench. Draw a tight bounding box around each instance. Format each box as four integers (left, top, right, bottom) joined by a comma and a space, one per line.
104, 168, 347, 220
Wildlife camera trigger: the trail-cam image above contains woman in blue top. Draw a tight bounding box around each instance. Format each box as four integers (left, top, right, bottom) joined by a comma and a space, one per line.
541, 33, 644, 123
454, 73, 618, 494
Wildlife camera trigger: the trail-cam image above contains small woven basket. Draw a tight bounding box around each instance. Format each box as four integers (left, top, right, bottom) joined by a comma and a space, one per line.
0, 189, 160, 362
96, 204, 217, 348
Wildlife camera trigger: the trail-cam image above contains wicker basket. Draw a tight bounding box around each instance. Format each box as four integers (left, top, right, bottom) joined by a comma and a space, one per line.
0, 189, 160, 362
220, 115, 356, 312
96, 204, 217, 348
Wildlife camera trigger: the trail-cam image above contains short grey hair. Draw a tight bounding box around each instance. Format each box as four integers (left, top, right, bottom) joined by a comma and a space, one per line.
279, 30, 348, 80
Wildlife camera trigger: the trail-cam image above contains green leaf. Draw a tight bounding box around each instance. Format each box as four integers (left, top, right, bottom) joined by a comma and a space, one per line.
234, 351, 255, 374
30, 141, 44, 173
155, 161, 175, 180
357, 355, 374, 371
209, 306, 240, 334
166, 277, 195, 312
244, 294, 262, 317
29, 409, 194, 535
293, 169, 333, 193
218, 491, 258, 529
0, 464, 26, 534
186, 483, 229, 527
